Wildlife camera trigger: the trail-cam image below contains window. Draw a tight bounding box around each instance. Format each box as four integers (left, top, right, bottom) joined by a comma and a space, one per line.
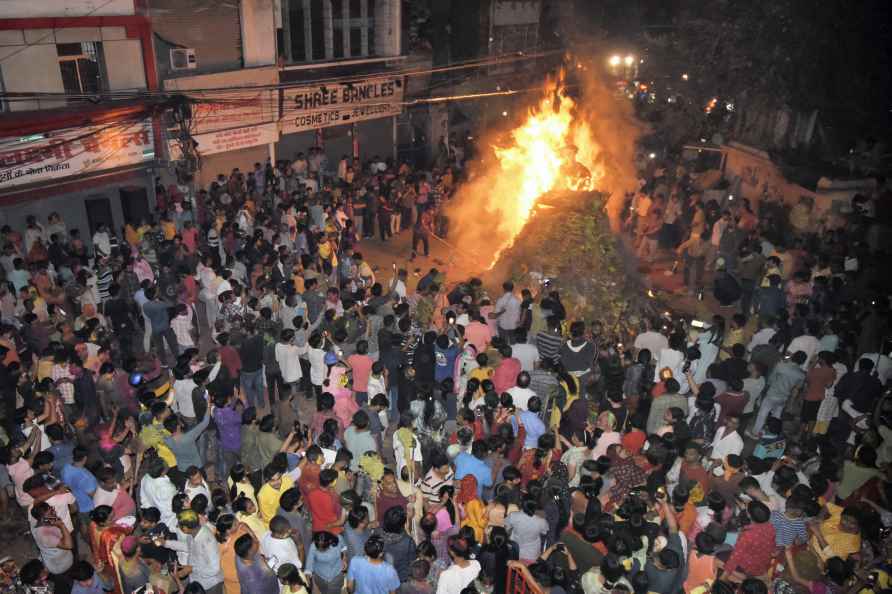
57, 42, 106, 98
286, 0, 307, 63
281, 0, 378, 63
332, 0, 345, 58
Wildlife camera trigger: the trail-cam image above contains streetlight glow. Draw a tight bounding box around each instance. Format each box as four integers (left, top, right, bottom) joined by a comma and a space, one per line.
624, 55, 634, 66
609, 55, 621, 66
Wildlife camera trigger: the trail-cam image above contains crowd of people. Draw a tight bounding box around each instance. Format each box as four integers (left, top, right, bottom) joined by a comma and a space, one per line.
0, 142, 888, 594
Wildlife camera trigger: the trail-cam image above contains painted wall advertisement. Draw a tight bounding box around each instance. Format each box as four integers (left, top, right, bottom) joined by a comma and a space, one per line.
280, 77, 404, 135
0, 119, 154, 191
169, 122, 278, 160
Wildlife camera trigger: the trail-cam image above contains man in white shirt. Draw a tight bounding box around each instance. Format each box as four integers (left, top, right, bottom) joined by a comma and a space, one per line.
708, 416, 744, 465
633, 319, 669, 357
748, 320, 777, 352
507, 372, 536, 411
787, 320, 821, 369
91, 224, 112, 258
172, 367, 198, 421
165, 511, 224, 592
139, 459, 179, 529
493, 281, 521, 344
260, 516, 302, 571
30, 502, 74, 576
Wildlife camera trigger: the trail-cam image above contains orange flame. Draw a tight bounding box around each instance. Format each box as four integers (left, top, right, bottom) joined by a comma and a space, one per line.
486, 74, 602, 267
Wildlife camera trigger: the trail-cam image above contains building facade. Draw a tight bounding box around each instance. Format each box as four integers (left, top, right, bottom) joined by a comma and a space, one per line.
274, 0, 405, 174
0, 0, 158, 236
151, 0, 405, 188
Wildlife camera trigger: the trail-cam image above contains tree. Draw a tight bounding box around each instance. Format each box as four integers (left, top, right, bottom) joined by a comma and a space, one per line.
656, 0, 892, 150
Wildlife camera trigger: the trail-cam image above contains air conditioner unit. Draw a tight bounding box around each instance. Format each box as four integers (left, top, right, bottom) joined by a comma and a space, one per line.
170, 48, 197, 70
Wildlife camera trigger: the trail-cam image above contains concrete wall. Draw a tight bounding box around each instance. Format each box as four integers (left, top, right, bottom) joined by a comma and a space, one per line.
103, 40, 148, 91
374, 0, 401, 57
241, 0, 277, 67
0, 28, 146, 111
0, 44, 64, 111
196, 145, 270, 188
151, 0, 242, 79
1, 0, 135, 18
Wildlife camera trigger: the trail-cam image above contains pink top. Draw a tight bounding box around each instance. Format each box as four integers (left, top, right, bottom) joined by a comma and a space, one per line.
492, 358, 522, 394
347, 354, 374, 393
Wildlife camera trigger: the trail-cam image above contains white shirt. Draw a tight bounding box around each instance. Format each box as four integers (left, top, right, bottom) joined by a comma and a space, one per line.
512, 342, 539, 371
787, 335, 820, 368
436, 560, 482, 594
92, 231, 111, 256
748, 328, 777, 351
495, 292, 521, 331
139, 474, 178, 529
28, 491, 77, 532
260, 532, 302, 571
172, 378, 198, 418
308, 347, 327, 386
392, 279, 407, 301
710, 426, 744, 461
276, 343, 304, 384
215, 279, 233, 297
507, 386, 536, 411
633, 331, 669, 358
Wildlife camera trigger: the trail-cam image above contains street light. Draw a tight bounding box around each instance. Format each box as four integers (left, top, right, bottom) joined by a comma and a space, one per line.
609, 55, 621, 67
624, 55, 634, 66
682, 73, 689, 81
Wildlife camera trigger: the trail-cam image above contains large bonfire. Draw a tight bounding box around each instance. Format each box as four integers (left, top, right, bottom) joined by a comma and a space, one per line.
445, 68, 656, 333
486, 72, 603, 265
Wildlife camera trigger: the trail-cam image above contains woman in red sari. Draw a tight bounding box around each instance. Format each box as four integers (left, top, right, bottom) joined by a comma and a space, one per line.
88, 505, 132, 594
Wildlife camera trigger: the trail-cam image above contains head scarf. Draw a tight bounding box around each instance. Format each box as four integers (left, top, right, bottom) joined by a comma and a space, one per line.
457, 475, 478, 505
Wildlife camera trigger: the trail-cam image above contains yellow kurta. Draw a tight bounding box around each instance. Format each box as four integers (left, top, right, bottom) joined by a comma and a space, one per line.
461, 498, 487, 542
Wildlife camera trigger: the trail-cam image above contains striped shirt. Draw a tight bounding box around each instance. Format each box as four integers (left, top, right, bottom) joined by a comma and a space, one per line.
770, 510, 807, 547
418, 468, 454, 505
536, 330, 562, 363
96, 268, 113, 302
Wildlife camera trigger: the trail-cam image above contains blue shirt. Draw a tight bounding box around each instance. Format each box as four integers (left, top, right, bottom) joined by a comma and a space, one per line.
61, 464, 98, 513
519, 410, 546, 449
236, 554, 280, 594
347, 557, 400, 594
72, 575, 105, 594
306, 535, 346, 582
49, 443, 74, 476
453, 452, 492, 498
434, 345, 460, 383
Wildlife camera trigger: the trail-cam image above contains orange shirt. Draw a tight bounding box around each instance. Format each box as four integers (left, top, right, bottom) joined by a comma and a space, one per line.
677, 502, 697, 534
221, 524, 252, 594
684, 551, 717, 592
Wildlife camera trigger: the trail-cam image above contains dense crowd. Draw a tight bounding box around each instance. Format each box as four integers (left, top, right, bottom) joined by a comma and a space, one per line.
0, 144, 888, 594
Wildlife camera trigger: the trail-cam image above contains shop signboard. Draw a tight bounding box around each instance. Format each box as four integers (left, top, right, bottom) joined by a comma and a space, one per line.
280, 77, 404, 135
0, 119, 154, 191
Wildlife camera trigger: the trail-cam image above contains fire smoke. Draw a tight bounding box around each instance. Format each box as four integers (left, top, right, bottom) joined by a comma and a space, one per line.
444, 59, 645, 272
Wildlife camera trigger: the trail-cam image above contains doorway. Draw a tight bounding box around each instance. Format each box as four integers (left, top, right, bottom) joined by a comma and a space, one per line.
119, 185, 150, 227
84, 195, 114, 237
